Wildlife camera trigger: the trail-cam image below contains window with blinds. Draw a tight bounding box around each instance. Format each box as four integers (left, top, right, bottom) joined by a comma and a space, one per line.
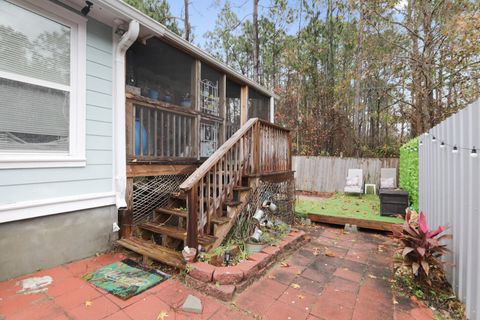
0, 0, 71, 153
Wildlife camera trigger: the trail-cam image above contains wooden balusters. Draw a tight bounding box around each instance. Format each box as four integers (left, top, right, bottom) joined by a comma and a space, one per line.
181, 118, 291, 248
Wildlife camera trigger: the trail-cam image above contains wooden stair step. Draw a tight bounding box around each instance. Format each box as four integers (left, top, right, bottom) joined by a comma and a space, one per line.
211, 216, 230, 225
155, 207, 187, 218
139, 222, 216, 246
233, 186, 250, 192
170, 192, 186, 200
224, 200, 242, 207
117, 237, 185, 269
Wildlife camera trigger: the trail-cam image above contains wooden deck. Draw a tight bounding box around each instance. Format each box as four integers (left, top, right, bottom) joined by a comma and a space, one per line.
307, 213, 402, 232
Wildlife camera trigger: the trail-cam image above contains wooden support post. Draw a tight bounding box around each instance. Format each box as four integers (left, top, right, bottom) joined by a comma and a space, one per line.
126, 101, 134, 158
118, 208, 133, 239
186, 185, 199, 249
192, 60, 201, 159
120, 177, 134, 239
220, 74, 227, 144
240, 85, 249, 125
126, 177, 134, 211
269, 96, 275, 123
253, 123, 260, 174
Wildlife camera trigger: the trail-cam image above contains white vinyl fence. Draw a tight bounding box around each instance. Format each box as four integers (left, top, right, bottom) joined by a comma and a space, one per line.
419, 99, 480, 320
293, 156, 399, 192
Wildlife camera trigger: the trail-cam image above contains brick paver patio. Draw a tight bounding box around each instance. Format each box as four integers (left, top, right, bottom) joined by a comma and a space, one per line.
0, 225, 433, 320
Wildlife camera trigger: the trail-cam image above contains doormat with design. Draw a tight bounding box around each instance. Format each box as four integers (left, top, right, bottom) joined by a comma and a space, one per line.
82, 259, 169, 299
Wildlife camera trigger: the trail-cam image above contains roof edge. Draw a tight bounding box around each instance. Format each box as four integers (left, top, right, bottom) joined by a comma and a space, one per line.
96, 0, 279, 99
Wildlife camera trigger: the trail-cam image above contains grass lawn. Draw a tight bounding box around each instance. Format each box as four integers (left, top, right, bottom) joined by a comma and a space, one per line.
296, 193, 404, 224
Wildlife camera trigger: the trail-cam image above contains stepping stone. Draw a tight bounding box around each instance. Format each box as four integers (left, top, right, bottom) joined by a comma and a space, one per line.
181, 294, 203, 314
344, 224, 358, 232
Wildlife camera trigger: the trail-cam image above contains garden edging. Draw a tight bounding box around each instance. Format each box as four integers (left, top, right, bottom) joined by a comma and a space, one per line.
185, 229, 307, 301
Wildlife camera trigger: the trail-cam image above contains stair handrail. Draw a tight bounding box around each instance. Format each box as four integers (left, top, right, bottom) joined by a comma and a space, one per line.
180, 118, 258, 191
180, 118, 291, 248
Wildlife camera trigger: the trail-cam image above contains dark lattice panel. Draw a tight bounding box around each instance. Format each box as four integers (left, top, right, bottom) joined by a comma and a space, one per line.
132, 174, 189, 224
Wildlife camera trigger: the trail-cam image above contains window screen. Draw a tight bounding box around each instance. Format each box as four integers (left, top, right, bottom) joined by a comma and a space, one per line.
248, 88, 270, 121
226, 80, 241, 138
0, 0, 71, 152
126, 38, 193, 107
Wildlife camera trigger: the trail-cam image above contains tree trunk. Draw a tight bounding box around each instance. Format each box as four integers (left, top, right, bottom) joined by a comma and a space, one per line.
184, 0, 191, 42
252, 0, 260, 82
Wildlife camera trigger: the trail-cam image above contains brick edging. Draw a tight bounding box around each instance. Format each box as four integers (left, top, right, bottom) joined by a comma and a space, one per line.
185, 229, 308, 301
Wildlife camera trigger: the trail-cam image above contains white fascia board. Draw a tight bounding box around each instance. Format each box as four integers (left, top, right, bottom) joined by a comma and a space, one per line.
0, 192, 116, 223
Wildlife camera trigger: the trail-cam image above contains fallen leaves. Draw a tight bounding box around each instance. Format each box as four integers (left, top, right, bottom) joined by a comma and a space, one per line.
368, 274, 377, 279
157, 311, 169, 320
280, 262, 290, 267
410, 295, 426, 308
84, 300, 92, 307
312, 247, 321, 256
297, 294, 305, 300
291, 283, 301, 289
324, 247, 337, 257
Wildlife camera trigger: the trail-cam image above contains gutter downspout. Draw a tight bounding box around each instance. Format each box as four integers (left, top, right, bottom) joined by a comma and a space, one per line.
114, 20, 139, 208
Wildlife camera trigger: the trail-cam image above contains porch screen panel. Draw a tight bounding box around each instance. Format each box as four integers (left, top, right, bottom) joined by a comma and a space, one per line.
126, 38, 193, 108
248, 88, 270, 121
200, 64, 221, 116
226, 80, 241, 138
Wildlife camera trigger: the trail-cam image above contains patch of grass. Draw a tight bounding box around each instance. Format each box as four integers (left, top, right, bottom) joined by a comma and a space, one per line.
295, 193, 403, 224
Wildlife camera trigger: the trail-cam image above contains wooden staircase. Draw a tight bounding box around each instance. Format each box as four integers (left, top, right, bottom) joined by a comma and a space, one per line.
117, 118, 292, 268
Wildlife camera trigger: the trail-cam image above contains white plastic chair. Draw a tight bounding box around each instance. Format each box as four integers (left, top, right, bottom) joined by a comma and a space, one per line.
344, 169, 364, 194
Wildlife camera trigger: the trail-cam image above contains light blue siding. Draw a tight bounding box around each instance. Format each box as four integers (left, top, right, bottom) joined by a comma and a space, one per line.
0, 18, 115, 205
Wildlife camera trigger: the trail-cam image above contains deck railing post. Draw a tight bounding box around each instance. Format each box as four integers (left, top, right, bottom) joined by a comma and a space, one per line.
186, 184, 199, 249
253, 122, 261, 174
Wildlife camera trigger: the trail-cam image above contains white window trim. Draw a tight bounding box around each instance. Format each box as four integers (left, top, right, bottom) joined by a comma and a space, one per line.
0, 0, 87, 169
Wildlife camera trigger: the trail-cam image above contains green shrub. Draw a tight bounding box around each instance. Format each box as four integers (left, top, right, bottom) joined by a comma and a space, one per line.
399, 138, 419, 210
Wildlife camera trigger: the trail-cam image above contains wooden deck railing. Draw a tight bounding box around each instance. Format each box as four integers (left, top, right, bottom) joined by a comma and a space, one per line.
179, 118, 291, 248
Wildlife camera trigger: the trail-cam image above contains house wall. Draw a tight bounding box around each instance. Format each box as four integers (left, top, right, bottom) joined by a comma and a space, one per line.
0, 18, 115, 220
0, 205, 117, 281
0, 16, 118, 280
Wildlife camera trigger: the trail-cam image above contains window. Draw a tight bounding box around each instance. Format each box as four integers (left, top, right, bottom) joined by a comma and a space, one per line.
0, 0, 86, 168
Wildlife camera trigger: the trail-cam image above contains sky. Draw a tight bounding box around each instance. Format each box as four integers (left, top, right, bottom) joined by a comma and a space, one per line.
167, 0, 301, 48
168, 1, 253, 47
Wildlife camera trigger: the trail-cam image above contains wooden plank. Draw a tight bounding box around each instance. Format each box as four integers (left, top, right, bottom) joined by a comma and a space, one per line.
117, 238, 185, 269
126, 164, 197, 177
220, 74, 227, 145
186, 185, 199, 248
307, 213, 401, 232
192, 60, 201, 159
126, 95, 197, 117
240, 85, 248, 125
126, 177, 134, 211
125, 101, 134, 158
155, 207, 187, 218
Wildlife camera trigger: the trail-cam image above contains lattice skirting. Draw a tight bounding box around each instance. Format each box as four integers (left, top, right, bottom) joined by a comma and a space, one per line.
226, 174, 295, 242
132, 174, 189, 225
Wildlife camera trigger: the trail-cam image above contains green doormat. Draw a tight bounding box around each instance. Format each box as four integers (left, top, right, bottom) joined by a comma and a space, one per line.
83, 259, 170, 299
